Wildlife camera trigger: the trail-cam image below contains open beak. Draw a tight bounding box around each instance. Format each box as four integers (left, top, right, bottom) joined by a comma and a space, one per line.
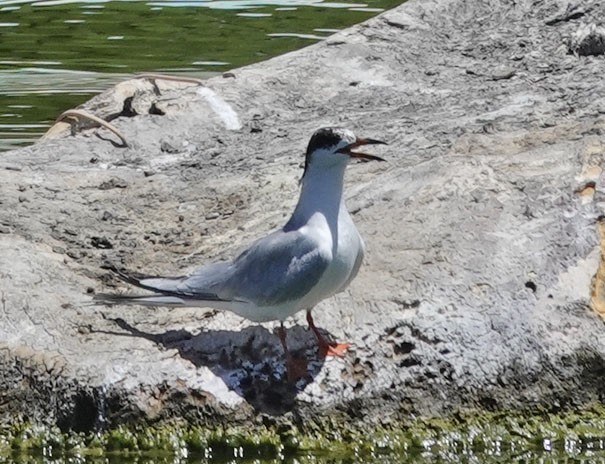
337, 137, 387, 161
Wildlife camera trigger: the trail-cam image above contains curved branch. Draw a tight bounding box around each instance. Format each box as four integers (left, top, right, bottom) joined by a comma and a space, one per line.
53, 109, 129, 148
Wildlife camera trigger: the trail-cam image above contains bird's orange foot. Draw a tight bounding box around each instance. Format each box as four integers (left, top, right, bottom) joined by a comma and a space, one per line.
306, 311, 350, 358
317, 340, 350, 358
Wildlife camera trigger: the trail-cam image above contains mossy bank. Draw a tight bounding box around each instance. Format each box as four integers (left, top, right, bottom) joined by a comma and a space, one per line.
4, 405, 605, 462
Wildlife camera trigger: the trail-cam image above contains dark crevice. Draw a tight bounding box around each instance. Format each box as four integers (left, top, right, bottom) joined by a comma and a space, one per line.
399, 357, 421, 368
107, 96, 138, 122
545, 9, 586, 26
149, 103, 165, 116
57, 390, 99, 433
525, 281, 537, 292
394, 341, 415, 356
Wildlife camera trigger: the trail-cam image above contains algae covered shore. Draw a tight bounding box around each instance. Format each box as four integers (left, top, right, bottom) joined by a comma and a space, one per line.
5, 405, 605, 462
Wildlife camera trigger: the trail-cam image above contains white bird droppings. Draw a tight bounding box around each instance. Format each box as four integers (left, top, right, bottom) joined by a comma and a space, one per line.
196, 86, 242, 131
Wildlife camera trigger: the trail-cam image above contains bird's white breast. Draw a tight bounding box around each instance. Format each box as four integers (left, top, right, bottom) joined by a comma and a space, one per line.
296, 207, 362, 309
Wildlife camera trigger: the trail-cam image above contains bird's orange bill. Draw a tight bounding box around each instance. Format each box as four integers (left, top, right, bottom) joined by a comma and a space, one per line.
338, 137, 387, 162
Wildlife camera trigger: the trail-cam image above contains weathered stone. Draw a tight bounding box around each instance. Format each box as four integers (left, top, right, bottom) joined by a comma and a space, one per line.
1, 0, 605, 433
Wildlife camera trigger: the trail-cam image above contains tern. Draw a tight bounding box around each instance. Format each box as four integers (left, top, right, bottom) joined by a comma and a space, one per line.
96, 127, 386, 377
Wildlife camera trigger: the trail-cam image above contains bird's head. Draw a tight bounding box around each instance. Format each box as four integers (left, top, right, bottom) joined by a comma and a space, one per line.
302, 127, 386, 179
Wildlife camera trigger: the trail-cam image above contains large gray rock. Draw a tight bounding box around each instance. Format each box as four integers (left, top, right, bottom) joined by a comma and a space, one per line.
1, 0, 605, 431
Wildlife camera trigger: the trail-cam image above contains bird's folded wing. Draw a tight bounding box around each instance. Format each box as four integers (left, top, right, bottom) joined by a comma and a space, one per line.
180, 229, 331, 307
107, 229, 331, 307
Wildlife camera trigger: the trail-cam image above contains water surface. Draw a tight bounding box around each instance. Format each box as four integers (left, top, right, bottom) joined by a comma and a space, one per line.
0, 0, 402, 151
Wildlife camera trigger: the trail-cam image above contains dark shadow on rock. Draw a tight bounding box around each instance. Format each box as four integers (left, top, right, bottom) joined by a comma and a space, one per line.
95, 132, 129, 148
92, 317, 331, 415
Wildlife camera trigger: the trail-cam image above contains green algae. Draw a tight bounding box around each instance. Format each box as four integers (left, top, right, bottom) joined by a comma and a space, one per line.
3, 405, 605, 462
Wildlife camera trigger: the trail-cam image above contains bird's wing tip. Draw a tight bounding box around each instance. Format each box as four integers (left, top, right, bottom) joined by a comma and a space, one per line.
92, 292, 131, 305
99, 263, 159, 290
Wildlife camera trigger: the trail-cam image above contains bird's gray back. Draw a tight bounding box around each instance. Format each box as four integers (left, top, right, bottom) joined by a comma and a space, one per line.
220, 229, 330, 307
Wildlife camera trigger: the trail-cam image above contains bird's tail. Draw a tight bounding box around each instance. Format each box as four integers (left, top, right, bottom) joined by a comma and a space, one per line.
93, 292, 188, 307
105, 265, 188, 293
93, 264, 228, 307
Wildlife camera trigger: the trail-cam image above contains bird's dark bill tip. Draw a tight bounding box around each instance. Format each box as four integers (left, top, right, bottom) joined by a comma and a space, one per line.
360, 137, 388, 146
349, 152, 386, 162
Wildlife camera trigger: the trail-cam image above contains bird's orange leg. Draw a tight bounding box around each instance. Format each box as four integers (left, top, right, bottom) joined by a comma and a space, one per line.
306, 310, 350, 358
277, 322, 307, 381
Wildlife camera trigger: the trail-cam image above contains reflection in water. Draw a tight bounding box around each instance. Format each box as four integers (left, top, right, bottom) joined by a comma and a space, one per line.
0, 0, 402, 151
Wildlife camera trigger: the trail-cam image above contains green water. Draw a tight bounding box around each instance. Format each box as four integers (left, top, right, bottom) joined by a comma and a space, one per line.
0, 0, 401, 151
5, 440, 605, 463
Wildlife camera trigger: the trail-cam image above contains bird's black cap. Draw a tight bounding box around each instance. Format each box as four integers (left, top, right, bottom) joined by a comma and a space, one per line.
302, 127, 347, 179
305, 127, 345, 156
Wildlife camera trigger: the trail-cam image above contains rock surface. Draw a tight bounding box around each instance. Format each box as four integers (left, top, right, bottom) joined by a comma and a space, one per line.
1, 0, 605, 432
